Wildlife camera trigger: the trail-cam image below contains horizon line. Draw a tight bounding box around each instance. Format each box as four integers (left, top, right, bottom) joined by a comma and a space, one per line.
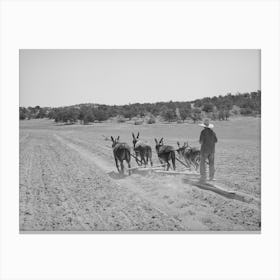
20, 89, 261, 108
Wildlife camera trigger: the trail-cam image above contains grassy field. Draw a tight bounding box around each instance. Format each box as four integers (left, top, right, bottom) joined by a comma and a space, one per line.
19, 117, 261, 231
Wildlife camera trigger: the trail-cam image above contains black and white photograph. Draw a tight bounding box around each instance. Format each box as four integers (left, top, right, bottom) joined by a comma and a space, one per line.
1, 0, 280, 279
19, 49, 261, 232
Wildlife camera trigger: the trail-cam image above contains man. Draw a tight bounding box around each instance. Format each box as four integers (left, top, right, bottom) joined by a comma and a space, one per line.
199, 119, 218, 182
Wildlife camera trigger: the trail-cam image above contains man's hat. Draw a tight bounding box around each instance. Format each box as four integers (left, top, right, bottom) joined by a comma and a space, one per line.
198, 119, 214, 129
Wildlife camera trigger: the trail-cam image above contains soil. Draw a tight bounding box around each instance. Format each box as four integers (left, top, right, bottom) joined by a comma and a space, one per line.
19, 118, 261, 231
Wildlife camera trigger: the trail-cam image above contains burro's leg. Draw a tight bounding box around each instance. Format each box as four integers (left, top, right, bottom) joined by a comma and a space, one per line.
144, 154, 148, 167
114, 156, 120, 173
148, 148, 153, 167
134, 150, 141, 166
127, 160, 131, 175
166, 160, 170, 171
120, 160, 124, 174
138, 152, 142, 166
134, 151, 140, 166
127, 152, 131, 176
149, 153, 153, 167
208, 153, 215, 180
142, 152, 147, 167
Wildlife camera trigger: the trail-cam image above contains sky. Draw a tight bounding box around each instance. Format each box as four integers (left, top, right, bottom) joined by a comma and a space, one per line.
19, 49, 260, 107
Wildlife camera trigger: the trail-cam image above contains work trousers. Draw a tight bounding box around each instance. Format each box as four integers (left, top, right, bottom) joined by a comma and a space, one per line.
200, 152, 215, 180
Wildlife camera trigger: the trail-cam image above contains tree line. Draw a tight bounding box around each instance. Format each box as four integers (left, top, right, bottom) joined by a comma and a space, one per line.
19, 91, 261, 123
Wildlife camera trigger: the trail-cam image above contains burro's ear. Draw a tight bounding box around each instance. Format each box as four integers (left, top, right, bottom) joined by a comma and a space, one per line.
111, 136, 114, 142
137, 132, 140, 138
177, 141, 180, 147
159, 137, 163, 144
154, 138, 158, 144
117, 136, 120, 141
132, 133, 135, 139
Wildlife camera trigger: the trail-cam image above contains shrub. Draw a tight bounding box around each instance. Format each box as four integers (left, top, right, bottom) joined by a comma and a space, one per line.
240, 107, 253, 115
224, 110, 230, 120
218, 110, 225, 120
180, 107, 191, 121
161, 108, 177, 122
134, 119, 144, 125
117, 115, 126, 123
146, 115, 156, 124
191, 113, 201, 123
211, 111, 218, 121
202, 103, 214, 113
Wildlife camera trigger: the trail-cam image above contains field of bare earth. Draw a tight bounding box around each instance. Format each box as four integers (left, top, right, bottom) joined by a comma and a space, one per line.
19, 117, 261, 232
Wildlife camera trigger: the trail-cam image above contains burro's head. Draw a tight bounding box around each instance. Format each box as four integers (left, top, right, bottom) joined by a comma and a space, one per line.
154, 138, 164, 154
132, 132, 140, 149
111, 136, 120, 148
176, 141, 190, 157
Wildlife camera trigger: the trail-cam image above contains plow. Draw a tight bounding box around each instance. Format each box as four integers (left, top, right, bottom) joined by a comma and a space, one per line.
127, 152, 200, 177
103, 136, 236, 198
126, 158, 238, 199
126, 155, 237, 198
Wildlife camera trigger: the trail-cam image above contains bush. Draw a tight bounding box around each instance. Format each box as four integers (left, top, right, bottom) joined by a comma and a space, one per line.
134, 119, 144, 125
20, 112, 26, 120
54, 107, 79, 123
240, 108, 253, 115
83, 113, 94, 124
117, 115, 126, 123
180, 107, 191, 121
231, 105, 240, 115
225, 110, 230, 120
19, 91, 261, 121
211, 111, 218, 121
218, 110, 225, 120
202, 103, 214, 113
161, 108, 177, 122
94, 109, 108, 122
146, 115, 156, 124
191, 113, 201, 123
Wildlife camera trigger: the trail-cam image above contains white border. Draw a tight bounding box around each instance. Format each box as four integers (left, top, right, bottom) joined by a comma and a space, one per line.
1, 1, 280, 280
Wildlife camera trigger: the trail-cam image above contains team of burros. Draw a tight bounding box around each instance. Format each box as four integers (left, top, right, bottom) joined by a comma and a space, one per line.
110, 132, 201, 175
111, 119, 218, 181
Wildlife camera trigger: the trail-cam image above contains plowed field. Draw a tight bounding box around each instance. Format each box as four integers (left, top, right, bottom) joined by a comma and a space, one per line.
19, 118, 261, 231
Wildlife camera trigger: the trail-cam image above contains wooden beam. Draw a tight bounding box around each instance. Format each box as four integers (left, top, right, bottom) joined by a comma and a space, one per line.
138, 164, 165, 169
127, 166, 143, 171
127, 164, 165, 171
137, 167, 165, 171
154, 170, 199, 176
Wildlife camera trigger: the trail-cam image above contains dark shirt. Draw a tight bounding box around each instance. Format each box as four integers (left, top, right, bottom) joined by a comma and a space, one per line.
199, 128, 218, 154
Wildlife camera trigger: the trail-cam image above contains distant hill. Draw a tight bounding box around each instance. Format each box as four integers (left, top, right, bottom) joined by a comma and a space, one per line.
19, 91, 261, 124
